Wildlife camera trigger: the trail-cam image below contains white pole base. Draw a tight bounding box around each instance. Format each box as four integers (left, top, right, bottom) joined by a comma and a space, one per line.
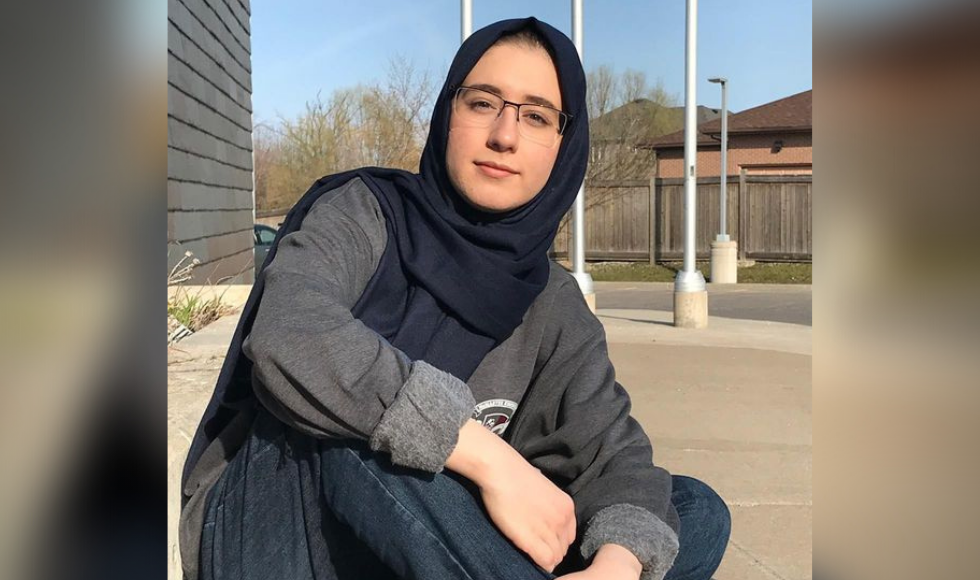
710, 240, 738, 284
673, 290, 708, 328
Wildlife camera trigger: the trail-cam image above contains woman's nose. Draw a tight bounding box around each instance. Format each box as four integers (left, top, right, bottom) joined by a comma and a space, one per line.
487, 105, 520, 152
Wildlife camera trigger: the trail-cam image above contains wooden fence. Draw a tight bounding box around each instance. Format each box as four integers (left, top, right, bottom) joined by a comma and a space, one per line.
551, 172, 812, 262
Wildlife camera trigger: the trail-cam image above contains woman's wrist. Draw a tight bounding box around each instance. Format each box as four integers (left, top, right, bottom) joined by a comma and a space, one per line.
589, 543, 643, 580
445, 419, 511, 486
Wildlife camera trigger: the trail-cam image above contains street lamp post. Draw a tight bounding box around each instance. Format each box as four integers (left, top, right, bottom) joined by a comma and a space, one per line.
673, 0, 709, 328
708, 78, 728, 239
708, 77, 738, 283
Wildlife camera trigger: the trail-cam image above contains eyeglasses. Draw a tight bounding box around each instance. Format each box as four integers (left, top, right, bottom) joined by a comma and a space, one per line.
452, 86, 571, 147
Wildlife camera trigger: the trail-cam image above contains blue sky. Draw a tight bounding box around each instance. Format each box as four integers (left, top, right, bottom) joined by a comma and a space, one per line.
250, 0, 812, 124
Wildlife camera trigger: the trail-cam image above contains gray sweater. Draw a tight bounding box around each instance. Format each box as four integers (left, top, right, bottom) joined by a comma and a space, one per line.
181, 178, 679, 580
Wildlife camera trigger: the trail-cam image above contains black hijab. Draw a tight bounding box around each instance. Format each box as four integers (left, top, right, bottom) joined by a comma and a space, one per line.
183, 17, 588, 495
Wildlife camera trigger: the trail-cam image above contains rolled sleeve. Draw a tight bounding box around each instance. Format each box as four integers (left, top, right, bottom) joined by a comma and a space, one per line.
580, 503, 679, 580
369, 360, 477, 472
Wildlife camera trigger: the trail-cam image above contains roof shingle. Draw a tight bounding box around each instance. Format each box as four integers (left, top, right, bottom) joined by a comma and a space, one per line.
644, 89, 812, 149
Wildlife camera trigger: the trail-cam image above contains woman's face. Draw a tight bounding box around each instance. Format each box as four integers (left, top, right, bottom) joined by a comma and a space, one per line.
446, 42, 563, 213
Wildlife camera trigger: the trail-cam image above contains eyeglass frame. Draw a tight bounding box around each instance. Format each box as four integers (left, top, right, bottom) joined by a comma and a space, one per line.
451, 85, 573, 145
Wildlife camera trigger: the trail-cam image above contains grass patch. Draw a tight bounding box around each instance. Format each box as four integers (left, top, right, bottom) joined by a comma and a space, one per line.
586, 261, 811, 284
168, 292, 232, 332
590, 262, 685, 282
167, 249, 235, 344
737, 262, 811, 284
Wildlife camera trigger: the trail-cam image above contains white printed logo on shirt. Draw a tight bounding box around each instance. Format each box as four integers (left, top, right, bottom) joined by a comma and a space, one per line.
472, 399, 519, 436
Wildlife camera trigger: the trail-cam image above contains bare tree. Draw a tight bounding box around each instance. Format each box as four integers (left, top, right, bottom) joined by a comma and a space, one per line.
587, 65, 618, 120
586, 67, 678, 184
554, 65, 683, 250
252, 59, 435, 212
620, 69, 647, 104
644, 77, 675, 111
383, 55, 435, 147
251, 120, 279, 210
268, 94, 340, 208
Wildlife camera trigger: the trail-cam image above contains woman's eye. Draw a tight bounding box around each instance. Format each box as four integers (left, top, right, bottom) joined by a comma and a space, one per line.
522, 111, 552, 127
470, 99, 496, 111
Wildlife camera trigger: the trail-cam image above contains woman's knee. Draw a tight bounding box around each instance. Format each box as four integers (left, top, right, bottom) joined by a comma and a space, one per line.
673, 475, 732, 547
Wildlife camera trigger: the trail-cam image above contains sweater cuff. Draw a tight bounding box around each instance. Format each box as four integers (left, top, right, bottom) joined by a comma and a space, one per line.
368, 360, 476, 472
580, 504, 680, 580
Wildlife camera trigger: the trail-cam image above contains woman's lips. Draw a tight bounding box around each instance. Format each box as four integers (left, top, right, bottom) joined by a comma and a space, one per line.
475, 162, 518, 178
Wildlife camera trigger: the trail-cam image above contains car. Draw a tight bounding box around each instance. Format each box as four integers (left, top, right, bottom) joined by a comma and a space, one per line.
254, 223, 279, 274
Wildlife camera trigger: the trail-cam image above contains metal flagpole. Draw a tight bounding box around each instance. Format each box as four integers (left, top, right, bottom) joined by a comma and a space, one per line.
461, 0, 472, 42
570, 0, 594, 307
673, 0, 709, 326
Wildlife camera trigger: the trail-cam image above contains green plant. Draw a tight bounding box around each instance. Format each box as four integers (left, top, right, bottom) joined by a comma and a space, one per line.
168, 291, 231, 332
167, 249, 234, 344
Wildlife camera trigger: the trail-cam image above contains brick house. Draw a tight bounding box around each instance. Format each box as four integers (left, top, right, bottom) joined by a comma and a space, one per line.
645, 89, 812, 178
588, 100, 723, 181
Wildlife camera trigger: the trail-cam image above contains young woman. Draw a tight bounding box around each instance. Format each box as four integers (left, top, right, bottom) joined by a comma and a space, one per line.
180, 17, 730, 580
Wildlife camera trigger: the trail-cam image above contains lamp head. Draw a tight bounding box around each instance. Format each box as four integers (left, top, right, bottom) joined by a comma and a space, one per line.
708, 77, 727, 84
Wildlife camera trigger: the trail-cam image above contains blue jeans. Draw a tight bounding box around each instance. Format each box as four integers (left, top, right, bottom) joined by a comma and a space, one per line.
201, 413, 730, 580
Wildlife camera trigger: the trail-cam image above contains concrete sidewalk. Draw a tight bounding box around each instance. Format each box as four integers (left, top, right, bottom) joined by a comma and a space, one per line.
168, 308, 811, 580
598, 310, 811, 580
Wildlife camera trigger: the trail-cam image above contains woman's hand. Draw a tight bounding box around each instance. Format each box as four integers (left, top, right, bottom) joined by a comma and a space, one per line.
555, 544, 643, 580
446, 420, 577, 572
479, 450, 576, 572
